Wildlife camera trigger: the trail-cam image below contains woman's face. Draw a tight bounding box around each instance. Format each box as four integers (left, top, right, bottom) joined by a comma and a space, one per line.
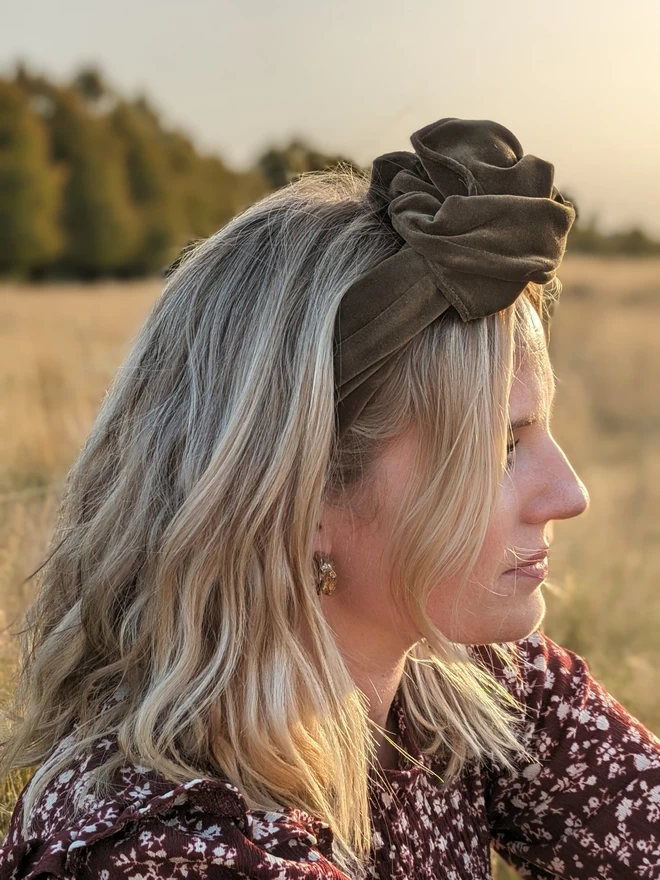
318, 309, 590, 650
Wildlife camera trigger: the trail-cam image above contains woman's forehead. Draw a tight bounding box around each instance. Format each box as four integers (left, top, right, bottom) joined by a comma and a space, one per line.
516, 303, 553, 367
511, 339, 555, 419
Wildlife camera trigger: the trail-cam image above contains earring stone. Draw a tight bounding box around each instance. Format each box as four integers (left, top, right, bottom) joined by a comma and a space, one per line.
313, 551, 337, 596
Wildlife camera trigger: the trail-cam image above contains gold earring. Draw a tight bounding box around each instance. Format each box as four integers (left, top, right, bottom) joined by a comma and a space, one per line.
313, 551, 337, 596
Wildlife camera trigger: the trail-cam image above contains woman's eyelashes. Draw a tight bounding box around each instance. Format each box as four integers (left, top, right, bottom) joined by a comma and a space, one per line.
506, 438, 520, 469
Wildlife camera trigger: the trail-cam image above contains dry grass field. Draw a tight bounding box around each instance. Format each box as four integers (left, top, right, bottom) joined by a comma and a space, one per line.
0, 255, 659, 877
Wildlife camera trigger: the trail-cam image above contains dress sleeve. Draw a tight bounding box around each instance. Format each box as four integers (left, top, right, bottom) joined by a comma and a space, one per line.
482, 631, 660, 879
0, 777, 350, 880
78, 807, 349, 880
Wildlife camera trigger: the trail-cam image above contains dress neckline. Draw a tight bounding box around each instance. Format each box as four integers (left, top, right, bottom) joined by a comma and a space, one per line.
377, 688, 427, 782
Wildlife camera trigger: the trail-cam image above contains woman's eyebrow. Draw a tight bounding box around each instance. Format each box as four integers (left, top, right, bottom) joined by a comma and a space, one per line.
510, 394, 555, 430
508, 369, 558, 430
509, 415, 538, 430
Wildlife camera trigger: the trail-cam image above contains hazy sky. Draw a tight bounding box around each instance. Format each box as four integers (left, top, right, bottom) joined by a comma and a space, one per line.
2, 0, 659, 234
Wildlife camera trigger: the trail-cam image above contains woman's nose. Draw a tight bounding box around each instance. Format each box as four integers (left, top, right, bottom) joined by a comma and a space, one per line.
529, 437, 590, 523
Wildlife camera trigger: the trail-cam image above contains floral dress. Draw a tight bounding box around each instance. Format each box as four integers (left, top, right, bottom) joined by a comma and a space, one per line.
1, 631, 659, 879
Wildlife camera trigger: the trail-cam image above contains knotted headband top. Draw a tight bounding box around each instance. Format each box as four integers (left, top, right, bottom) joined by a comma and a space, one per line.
333, 117, 576, 438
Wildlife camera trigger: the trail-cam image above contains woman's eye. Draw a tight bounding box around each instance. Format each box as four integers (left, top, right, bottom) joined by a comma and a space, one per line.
506, 438, 519, 466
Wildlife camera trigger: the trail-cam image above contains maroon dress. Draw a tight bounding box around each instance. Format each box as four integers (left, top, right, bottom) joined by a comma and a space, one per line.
1, 631, 659, 879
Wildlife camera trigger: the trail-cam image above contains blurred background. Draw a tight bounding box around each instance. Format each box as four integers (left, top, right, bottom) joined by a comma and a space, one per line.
1, 1, 659, 876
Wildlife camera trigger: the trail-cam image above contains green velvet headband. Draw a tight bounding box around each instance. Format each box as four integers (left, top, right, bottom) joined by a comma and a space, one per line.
333, 117, 576, 438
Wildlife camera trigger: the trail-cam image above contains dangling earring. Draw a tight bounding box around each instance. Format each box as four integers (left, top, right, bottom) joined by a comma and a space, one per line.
313, 550, 337, 596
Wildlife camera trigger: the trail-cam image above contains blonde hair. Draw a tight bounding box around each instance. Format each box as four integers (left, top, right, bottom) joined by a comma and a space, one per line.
0, 166, 556, 878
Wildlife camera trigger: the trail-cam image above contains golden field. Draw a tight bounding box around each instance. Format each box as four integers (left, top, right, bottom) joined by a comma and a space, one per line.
0, 256, 659, 877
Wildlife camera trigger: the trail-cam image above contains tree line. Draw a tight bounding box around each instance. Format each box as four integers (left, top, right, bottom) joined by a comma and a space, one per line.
1, 63, 658, 281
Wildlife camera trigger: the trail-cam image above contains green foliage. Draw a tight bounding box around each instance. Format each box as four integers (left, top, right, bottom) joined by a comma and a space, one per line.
51, 89, 142, 275
0, 81, 63, 275
109, 99, 183, 273
72, 65, 108, 105
257, 137, 364, 189
1, 62, 659, 279
567, 214, 660, 257
0, 63, 276, 279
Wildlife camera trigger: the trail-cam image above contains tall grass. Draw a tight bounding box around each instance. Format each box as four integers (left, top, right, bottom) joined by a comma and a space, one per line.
0, 259, 658, 878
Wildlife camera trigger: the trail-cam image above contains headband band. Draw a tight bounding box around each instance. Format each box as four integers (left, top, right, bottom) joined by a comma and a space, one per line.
333, 117, 576, 438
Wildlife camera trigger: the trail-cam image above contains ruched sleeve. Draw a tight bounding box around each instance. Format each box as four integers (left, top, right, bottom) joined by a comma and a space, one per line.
78, 808, 347, 880
483, 631, 660, 879
0, 774, 349, 879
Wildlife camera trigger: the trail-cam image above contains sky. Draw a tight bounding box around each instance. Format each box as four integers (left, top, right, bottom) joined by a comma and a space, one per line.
2, 0, 660, 235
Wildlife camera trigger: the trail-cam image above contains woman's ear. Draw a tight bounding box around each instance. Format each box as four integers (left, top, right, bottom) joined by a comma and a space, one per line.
314, 497, 341, 556
312, 521, 327, 556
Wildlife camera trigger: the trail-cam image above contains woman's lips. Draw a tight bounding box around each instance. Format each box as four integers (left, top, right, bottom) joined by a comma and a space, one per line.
501, 558, 549, 580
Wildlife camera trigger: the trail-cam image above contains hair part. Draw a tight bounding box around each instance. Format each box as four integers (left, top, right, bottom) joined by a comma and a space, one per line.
1, 165, 556, 878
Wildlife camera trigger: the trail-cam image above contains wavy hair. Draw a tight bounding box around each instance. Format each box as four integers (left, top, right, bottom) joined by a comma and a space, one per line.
0, 165, 557, 878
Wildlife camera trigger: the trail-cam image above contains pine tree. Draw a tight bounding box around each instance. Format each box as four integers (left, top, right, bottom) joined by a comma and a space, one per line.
0, 80, 63, 275
49, 88, 141, 276
110, 99, 183, 273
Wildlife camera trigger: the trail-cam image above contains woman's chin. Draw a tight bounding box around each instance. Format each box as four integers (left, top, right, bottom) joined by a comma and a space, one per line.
484, 589, 547, 644
436, 588, 547, 645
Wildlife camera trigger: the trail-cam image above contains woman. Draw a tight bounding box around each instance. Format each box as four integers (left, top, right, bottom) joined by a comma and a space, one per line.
0, 117, 658, 880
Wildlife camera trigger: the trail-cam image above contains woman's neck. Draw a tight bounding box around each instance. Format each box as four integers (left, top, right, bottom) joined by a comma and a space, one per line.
319, 592, 411, 766
374, 702, 401, 770
338, 644, 407, 769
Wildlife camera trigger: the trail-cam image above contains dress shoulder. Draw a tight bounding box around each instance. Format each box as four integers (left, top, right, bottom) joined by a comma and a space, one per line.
0, 734, 348, 879
478, 630, 660, 879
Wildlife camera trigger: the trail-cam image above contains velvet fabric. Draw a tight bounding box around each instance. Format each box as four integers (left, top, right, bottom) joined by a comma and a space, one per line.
334, 117, 576, 437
